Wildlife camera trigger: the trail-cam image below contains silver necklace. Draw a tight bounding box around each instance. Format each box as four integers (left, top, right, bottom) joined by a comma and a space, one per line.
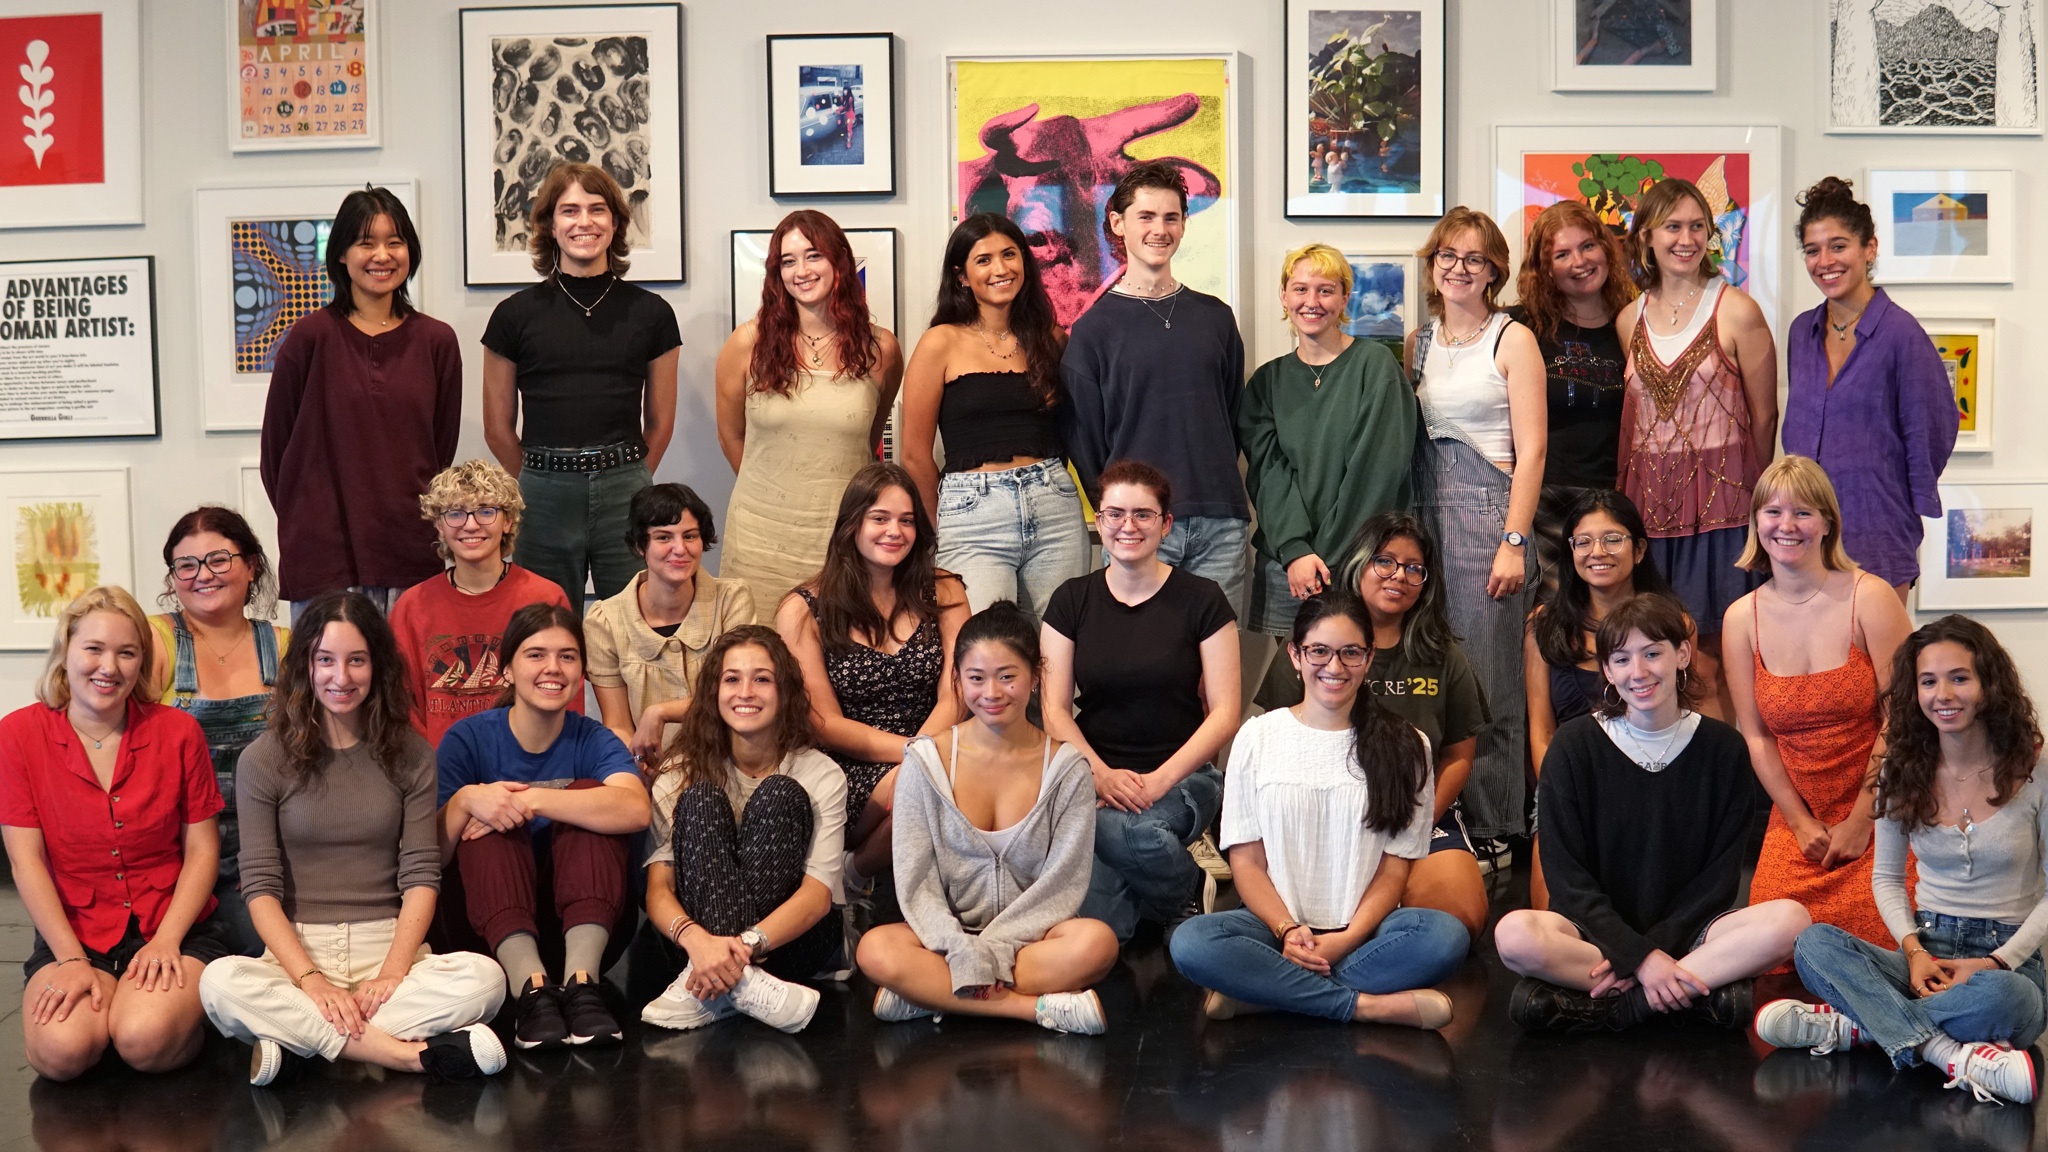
69, 716, 119, 750
556, 272, 618, 318
1125, 285, 1184, 330
1653, 280, 1703, 329
1614, 713, 1687, 771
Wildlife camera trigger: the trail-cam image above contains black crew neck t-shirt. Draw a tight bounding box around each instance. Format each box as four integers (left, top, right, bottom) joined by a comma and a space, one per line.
481, 274, 683, 449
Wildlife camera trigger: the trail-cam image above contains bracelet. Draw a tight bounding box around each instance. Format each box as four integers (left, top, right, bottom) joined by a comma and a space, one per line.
668, 915, 696, 946
1272, 921, 1299, 941
291, 968, 321, 989
1992, 954, 2011, 971
1904, 946, 1929, 960
55, 956, 86, 967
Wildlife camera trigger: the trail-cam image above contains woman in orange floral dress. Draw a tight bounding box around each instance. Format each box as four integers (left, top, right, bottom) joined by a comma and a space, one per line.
1722, 457, 1912, 948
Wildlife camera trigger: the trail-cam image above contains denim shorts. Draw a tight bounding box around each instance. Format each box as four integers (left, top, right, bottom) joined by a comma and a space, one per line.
935, 458, 1090, 619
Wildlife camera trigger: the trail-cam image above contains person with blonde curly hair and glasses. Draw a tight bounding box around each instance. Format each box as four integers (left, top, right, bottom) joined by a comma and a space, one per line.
389, 460, 575, 747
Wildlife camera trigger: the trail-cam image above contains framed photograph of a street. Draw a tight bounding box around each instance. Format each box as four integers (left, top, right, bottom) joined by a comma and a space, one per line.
767, 33, 895, 197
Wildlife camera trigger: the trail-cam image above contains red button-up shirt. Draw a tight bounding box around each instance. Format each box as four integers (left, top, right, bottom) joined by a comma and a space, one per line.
0, 700, 224, 952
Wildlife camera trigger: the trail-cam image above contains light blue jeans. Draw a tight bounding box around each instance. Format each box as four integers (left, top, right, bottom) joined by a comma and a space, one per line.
1794, 912, 2048, 1068
936, 458, 1090, 620
517, 463, 651, 615
1170, 906, 1470, 1022
1154, 515, 1250, 618
1081, 765, 1222, 943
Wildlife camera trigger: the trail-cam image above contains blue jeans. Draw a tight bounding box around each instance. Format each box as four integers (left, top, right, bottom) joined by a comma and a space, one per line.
1154, 516, 1249, 619
1170, 906, 1469, 1022
517, 464, 651, 614
1081, 765, 1222, 943
936, 458, 1090, 620
1794, 913, 2048, 1069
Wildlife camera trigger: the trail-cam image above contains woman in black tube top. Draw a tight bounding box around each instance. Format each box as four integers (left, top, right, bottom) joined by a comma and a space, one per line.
900, 214, 1088, 621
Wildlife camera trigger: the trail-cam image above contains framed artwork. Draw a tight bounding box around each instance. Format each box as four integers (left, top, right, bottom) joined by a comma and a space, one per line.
237, 462, 288, 621
728, 227, 897, 331
1922, 316, 1994, 454
1342, 251, 1417, 366
1866, 168, 2015, 284
0, 256, 158, 440
1552, 0, 1717, 92
459, 4, 685, 286
1825, 0, 2044, 134
1919, 480, 2048, 610
766, 33, 895, 197
1493, 124, 1782, 323
192, 180, 419, 431
0, 0, 141, 228
227, 0, 380, 151
0, 467, 131, 650
949, 53, 1241, 329
1284, 1, 1445, 218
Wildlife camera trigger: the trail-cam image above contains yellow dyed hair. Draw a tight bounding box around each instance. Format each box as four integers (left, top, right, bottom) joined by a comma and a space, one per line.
1280, 243, 1354, 325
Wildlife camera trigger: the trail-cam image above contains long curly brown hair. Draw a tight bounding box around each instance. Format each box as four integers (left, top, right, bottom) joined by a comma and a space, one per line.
653, 626, 814, 797
269, 592, 415, 782
1515, 200, 1637, 343
802, 463, 942, 657
1876, 615, 2043, 832
747, 210, 879, 397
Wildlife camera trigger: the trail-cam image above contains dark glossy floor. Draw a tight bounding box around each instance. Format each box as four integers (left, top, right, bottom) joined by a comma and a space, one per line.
0, 860, 2040, 1152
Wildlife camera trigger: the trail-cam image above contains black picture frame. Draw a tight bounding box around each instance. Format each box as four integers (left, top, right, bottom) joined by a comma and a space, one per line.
766, 33, 897, 198
0, 255, 160, 441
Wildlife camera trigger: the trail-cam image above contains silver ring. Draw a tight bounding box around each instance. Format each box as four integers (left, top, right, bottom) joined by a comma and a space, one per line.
42, 983, 54, 992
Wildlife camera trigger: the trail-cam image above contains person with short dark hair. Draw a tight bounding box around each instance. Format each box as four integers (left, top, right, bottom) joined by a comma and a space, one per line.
261, 186, 460, 612
1061, 162, 1251, 612
586, 483, 756, 763
480, 162, 682, 613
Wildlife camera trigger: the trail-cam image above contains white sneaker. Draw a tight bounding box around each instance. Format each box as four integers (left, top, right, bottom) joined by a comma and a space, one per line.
1938, 1039, 2038, 1105
730, 967, 821, 1034
872, 986, 938, 1023
640, 966, 737, 1031
1034, 990, 1107, 1036
1754, 999, 1864, 1054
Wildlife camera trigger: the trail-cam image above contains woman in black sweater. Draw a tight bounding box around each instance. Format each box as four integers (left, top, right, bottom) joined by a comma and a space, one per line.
1495, 592, 1807, 1031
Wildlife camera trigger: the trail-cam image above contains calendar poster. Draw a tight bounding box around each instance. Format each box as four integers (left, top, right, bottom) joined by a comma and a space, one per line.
230, 0, 379, 151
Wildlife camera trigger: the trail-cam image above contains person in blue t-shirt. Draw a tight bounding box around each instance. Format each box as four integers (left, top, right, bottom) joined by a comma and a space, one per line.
436, 603, 649, 1050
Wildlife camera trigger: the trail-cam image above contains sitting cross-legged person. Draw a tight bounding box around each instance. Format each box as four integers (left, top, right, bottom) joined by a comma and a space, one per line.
1495, 592, 1810, 1031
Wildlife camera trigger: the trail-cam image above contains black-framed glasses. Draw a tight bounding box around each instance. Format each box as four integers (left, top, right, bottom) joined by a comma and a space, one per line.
1369, 555, 1429, 584
440, 506, 502, 528
1432, 250, 1493, 274
1097, 508, 1161, 527
1569, 532, 1632, 554
1296, 643, 1369, 668
171, 550, 243, 580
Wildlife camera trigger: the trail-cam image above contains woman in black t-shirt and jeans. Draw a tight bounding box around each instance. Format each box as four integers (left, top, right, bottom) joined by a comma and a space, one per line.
1041, 460, 1240, 943
1510, 201, 1638, 597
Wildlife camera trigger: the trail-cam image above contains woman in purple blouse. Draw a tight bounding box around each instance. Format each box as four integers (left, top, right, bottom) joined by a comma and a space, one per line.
1781, 177, 1958, 600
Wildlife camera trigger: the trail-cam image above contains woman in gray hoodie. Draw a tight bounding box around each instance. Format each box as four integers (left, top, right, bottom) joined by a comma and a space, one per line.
856, 602, 1117, 1034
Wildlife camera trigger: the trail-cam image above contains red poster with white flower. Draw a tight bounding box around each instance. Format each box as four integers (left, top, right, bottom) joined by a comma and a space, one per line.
0, 13, 106, 186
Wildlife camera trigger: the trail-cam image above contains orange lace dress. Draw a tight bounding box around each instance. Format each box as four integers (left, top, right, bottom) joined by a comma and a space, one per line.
1748, 578, 1906, 949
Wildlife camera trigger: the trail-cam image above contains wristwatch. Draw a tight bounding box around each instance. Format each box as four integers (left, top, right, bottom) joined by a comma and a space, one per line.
1501, 530, 1527, 547
738, 926, 769, 962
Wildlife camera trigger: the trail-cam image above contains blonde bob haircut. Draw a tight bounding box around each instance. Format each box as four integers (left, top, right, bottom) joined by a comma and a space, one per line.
38, 585, 160, 710
1279, 242, 1353, 325
1417, 206, 1511, 320
1739, 455, 1859, 574
1628, 178, 1720, 292
419, 459, 527, 562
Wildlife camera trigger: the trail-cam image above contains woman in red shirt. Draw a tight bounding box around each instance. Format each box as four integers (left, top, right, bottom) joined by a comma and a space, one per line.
0, 587, 229, 1080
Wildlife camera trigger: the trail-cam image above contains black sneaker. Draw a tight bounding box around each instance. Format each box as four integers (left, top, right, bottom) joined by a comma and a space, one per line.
562, 975, 622, 1045
420, 1023, 509, 1079
513, 982, 570, 1049
1507, 977, 1629, 1033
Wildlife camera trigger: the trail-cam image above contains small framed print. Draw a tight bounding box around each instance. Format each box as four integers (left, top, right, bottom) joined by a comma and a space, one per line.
0, 0, 142, 228
227, 0, 380, 151
1552, 0, 1717, 92
1868, 169, 2016, 285
1825, 1, 2044, 134
1341, 251, 1417, 368
1920, 480, 2048, 611
727, 227, 898, 332
0, 466, 132, 650
1921, 316, 1994, 455
767, 33, 896, 197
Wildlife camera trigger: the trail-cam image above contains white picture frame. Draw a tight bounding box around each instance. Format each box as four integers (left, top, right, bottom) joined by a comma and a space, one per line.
0, 0, 142, 229
766, 33, 896, 197
1918, 315, 1994, 455
0, 466, 132, 650
1284, 0, 1446, 218
459, 4, 685, 286
0, 256, 159, 440
1824, 0, 2045, 135
1919, 480, 2048, 610
1867, 168, 2015, 284
237, 462, 288, 622
1552, 0, 1718, 92
226, 0, 382, 152
191, 180, 419, 432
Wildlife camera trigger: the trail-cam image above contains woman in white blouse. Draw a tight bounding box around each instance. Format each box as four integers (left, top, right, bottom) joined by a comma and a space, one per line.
1169, 591, 1469, 1025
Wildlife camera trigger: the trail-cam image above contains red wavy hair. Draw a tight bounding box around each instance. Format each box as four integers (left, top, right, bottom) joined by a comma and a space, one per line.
747, 210, 879, 397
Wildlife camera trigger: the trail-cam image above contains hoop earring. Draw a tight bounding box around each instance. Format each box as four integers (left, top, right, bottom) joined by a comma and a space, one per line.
1678, 666, 1689, 696
1601, 682, 1622, 710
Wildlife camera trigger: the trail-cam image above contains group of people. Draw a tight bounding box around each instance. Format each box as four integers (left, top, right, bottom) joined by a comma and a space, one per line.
7, 155, 2038, 1109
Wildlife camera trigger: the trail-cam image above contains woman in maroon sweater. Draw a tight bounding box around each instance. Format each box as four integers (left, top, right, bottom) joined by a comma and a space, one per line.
260, 187, 461, 615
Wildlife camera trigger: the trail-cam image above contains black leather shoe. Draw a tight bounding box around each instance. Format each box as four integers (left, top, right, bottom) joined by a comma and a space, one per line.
1508, 977, 1629, 1032
1688, 978, 1755, 1030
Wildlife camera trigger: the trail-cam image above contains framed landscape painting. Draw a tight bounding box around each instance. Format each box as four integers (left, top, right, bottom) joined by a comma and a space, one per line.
227, 0, 380, 151
1342, 252, 1416, 365
1867, 168, 2014, 284
1552, 0, 1717, 91
1825, 0, 2044, 134
1919, 480, 2048, 610
0, 0, 141, 228
1284, 0, 1444, 218
766, 33, 895, 196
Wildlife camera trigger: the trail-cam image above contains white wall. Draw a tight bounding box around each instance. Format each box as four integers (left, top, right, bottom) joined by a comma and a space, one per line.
2, 0, 2038, 699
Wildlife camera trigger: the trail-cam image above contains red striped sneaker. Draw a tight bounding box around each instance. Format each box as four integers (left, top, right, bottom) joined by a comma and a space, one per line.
1754, 999, 1865, 1054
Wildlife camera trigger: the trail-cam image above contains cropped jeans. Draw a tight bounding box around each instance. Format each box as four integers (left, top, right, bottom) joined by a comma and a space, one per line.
1794, 911, 2048, 1069
1080, 765, 1223, 943
936, 458, 1090, 620
1170, 906, 1470, 1022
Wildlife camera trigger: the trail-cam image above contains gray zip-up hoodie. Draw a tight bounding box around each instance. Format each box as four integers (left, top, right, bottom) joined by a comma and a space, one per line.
892, 733, 1096, 991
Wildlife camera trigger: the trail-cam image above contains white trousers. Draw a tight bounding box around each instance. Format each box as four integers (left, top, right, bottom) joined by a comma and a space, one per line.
200, 918, 506, 1060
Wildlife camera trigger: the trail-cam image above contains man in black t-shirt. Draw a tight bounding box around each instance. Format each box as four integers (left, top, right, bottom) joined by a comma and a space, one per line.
481, 162, 682, 613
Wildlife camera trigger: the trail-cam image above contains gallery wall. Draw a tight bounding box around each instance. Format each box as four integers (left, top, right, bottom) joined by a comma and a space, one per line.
0, 0, 2036, 701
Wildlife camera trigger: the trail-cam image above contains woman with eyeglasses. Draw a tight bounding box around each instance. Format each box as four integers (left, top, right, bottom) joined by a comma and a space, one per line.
389, 461, 575, 747
1338, 512, 1490, 940
149, 506, 291, 957
1524, 489, 1677, 910
1042, 460, 1240, 943
1408, 207, 1546, 854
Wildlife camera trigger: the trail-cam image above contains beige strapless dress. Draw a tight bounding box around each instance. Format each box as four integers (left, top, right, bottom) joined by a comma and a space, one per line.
719, 371, 880, 613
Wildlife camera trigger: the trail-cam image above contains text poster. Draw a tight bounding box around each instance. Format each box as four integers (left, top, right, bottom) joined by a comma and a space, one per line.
0, 257, 159, 439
